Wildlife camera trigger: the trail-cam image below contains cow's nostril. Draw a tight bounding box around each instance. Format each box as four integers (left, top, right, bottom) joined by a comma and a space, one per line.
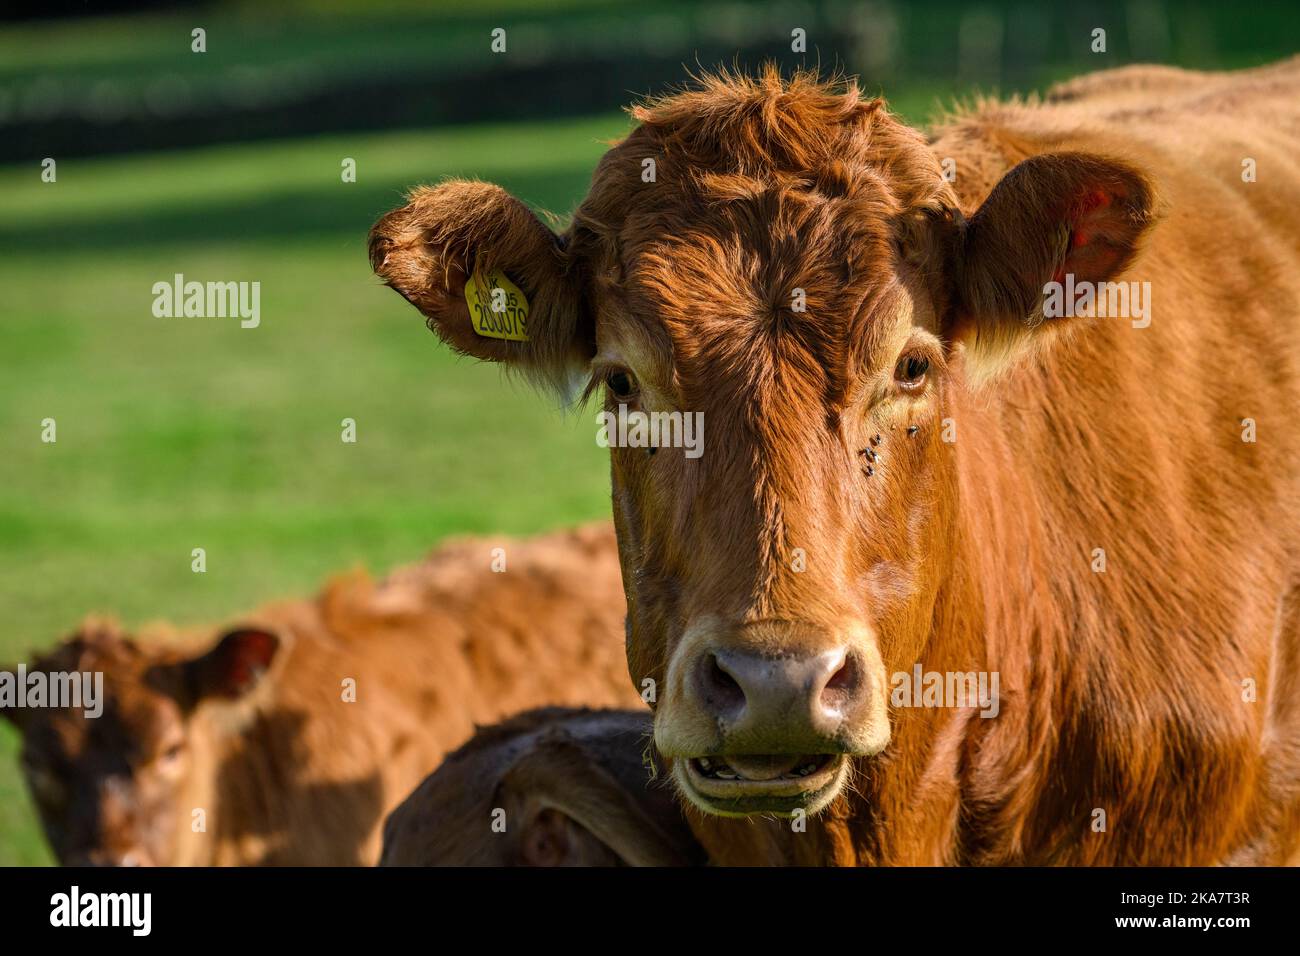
698, 652, 746, 715
819, 653, 863, 723
823, 652, 858, 695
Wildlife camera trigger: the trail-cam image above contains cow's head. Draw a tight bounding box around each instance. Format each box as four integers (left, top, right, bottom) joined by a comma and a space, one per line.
2, 623, 280, 865
370, 69, 1156, 817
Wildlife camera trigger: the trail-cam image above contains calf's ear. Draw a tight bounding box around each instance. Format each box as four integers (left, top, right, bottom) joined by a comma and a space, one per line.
369, 180, 592, 395
947, 152, 1158, 382
182, 628, 281, 704
501, 732, 693, 867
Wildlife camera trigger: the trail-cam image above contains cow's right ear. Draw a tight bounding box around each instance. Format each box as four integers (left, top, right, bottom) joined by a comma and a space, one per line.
369, 180, 593, 395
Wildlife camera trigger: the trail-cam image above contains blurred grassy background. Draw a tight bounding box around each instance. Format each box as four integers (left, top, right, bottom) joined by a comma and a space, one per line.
0, 114, 627, 865
1, 0, 1295, 865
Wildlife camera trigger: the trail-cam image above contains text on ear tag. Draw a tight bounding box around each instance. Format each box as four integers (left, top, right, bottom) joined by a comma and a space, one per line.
465, 261, 529, 342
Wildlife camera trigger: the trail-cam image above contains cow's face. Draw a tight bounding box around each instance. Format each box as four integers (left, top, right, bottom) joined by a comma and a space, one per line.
1, 625, 279, 865
371, 70, 1155, 817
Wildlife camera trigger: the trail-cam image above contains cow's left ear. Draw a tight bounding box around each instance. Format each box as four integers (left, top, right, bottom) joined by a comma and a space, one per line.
180, 628, 281, 705
947, 152, 1158, 382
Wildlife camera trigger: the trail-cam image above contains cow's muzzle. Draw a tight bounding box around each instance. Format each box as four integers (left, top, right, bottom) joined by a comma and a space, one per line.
655, 621, 891, 816
679, 752, 850, 816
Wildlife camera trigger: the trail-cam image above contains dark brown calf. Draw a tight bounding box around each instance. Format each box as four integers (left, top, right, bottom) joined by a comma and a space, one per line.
381, 708, 704, 866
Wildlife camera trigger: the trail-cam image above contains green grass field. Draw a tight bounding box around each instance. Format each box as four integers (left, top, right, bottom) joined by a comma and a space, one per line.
0, 115, 634, 865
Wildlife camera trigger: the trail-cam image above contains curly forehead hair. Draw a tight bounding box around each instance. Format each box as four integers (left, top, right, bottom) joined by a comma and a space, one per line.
572, 65, 958, 248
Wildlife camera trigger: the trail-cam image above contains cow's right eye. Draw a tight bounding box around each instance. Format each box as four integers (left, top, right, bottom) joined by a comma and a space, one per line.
606, 370, 638, 399
894, 354, 930, 391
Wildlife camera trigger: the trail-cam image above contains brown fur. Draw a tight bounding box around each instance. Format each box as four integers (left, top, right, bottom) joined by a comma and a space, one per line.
381, 707, 705, 866
370, 60, 1300, 864
2, 524, 638, 865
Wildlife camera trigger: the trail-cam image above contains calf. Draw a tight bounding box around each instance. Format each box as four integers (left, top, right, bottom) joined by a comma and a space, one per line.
371, 59, 1300, 864
1, 523, 638, 865
381, 708, 704, 866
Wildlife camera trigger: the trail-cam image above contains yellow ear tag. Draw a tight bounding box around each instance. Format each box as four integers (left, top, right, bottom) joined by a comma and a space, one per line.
464, 261, 530, 342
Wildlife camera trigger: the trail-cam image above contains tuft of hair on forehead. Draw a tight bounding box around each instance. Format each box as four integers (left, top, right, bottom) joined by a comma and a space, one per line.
619, 64, 955, 211
630, 65, 881, 174
570, 65, 960, 314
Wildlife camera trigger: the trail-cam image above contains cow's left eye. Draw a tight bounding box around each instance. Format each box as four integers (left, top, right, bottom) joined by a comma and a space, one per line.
894, 354, 929, 391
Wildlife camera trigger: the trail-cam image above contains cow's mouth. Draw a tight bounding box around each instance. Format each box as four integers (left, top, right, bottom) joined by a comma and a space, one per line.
679, 753, 847, 816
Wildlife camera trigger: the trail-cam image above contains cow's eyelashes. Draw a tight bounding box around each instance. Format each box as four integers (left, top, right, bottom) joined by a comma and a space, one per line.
893, 354, 930, 392
606, 369, 638, 400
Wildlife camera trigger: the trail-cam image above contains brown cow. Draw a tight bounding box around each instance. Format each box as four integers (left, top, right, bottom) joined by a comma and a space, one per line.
1, 524, 639, 865
381, 707, 705, 866
371, 59, 1300, 865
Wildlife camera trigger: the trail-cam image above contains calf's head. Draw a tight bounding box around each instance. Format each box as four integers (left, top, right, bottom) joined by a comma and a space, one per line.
1, 623, 279, 865
371, 69, 1155, 817
381, 708, 702, 866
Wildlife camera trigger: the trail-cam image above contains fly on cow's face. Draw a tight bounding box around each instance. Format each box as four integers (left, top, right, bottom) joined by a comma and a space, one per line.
858, 447, 878, 477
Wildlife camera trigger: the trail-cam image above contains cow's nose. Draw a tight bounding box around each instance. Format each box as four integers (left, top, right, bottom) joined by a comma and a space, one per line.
691, 645, 866, 751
